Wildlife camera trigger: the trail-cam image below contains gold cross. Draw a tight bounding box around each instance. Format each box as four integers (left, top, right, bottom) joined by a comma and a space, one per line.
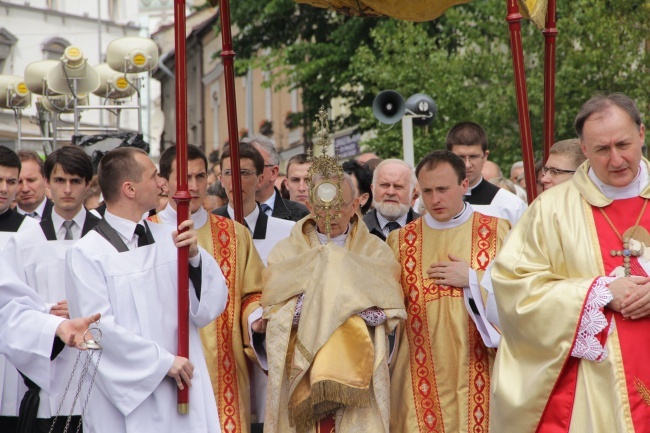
610, 237, 643, 277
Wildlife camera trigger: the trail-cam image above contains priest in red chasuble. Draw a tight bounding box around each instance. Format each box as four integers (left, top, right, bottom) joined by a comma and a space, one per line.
388, 150, 509, 433
491, 93, 650, 433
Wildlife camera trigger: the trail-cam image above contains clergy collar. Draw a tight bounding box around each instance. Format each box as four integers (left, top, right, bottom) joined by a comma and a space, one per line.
465, 177, 485, 195
17, 197, 47, 218
587, 162, 648, 200
159, 202, 208, 229
316, 224, 350, 246
227, 203, 260, 234
104, 210, 142, 244
424, 202, 473, 229
51, 207, 87, 233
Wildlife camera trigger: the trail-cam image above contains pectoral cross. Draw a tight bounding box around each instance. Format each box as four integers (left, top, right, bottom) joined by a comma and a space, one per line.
610, 237, 643, 277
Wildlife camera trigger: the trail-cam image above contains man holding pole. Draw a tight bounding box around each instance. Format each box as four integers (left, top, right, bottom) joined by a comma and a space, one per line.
65, 147, 228, 433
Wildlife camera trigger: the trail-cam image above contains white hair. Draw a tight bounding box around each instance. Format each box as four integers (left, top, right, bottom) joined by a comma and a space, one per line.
372, 158, 417, 192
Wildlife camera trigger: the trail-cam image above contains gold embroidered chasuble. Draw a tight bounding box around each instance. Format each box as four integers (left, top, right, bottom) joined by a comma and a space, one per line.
149, 213, 264, 433
387, 212, 509, 433
490, 159, 650, 433
261, 215, 406, 433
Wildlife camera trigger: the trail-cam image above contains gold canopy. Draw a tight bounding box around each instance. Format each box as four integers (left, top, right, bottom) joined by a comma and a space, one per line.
294, 0, 548, 28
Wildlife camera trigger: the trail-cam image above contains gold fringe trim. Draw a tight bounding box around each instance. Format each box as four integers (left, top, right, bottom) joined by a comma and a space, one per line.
289, 380, 371, 433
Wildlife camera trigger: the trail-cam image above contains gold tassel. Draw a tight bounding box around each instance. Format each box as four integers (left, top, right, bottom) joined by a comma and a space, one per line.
288, 380, 372, 433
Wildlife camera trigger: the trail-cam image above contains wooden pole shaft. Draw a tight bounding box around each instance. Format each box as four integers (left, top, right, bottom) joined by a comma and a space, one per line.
506, 0, 537, 203
542, 0, 558, 163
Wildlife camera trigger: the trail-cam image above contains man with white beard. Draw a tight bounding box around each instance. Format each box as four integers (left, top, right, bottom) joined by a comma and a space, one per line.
363, 159, 420, 241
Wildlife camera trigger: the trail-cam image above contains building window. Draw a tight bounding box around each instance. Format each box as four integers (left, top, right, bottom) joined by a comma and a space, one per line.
0, 28, 17, 73
42, 37, 71, 60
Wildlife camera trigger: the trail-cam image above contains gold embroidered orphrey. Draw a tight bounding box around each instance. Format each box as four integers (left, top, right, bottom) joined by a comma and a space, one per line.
306, 107, 344, 241
600, 199, 649, 277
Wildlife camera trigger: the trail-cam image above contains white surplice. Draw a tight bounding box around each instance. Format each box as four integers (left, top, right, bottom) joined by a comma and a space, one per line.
3, 226, 83, 418
65, 221, 228, 433
0, 258, 63, 397
0, 214, 40, 417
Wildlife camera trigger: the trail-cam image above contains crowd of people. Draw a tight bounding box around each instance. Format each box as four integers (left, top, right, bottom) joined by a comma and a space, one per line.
0, 92, 648, 433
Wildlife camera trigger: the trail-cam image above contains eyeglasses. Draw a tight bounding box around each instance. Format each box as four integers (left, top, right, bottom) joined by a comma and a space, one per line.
457, 154, 485, 163
222, 169, 258, 177
542, 166, 576, 177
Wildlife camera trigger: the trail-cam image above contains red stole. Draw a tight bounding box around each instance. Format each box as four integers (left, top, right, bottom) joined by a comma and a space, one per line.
537, 196, 650, 433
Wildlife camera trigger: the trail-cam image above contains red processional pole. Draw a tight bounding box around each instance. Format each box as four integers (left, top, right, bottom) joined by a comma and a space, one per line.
173, 0, 191, 414
506, 0, 537, 204
542, 0, 557, 162
218, 0, 244, 224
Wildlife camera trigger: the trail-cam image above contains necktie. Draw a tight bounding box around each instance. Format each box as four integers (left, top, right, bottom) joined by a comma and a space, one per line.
62, 220, 75, 240
260, 203, 272, 215
26, 212, 38, 219
134, 223, 149, 247
386, 221, 402, 233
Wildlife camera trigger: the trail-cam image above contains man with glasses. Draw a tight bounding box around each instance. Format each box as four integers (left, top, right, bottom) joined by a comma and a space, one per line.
446, 122, 526, 226
540, 138, 587, 191
245, 135, 309, 222
491, 93, 650, 432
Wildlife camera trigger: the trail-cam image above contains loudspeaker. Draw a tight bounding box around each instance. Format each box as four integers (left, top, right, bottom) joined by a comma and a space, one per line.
106, 37, 159, 73
24, 60, 59, 95
372, 90, 405, 125
40, 94, 89, 113
93, 63, 137, 99
0, 75, 31, 109
405, 93, 437, 127
46, 47, 100, 95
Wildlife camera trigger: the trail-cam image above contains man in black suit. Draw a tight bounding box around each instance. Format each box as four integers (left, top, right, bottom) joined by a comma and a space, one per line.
363, 159, 420, 241
245, 135, 309, 222
16, 149, 53, 222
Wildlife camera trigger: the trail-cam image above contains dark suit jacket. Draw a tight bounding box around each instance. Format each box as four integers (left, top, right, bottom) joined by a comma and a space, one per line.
363, 208, 421, 241
269, 187, 309, 222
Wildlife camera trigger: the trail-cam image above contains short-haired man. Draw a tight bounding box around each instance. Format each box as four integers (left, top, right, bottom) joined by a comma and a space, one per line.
66, 147, 228, 433
0, 145, 38, 432
0, 146, 38, 240
214, 142, 295, 265
4, 145, 99, 432
509, 160, 524, 183
446, 122, 526, 225
285, 153, 311, 206
245, 135, 309, 222
388, 150, 508, 433
260, 166, 406, 432
491, 93, 650, 432
16, 150, 53, 221
153, 144, 265, 433
540, 138, 587, 191
364, 159, 420, 241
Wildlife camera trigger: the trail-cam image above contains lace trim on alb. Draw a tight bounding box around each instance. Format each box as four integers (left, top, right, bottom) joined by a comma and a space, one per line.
292, 293, 387, 327
571, 277, 614, 362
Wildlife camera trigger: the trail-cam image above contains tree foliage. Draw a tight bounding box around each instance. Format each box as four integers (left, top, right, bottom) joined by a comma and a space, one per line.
224, 0, 650, 168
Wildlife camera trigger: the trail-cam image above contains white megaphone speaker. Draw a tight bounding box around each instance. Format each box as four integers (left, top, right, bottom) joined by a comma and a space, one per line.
106, 37, 159, 73
46, 46, 100, 95
93, 63, 137, 99
40, 94, 89, 113
372, 90, 405, 125
0, 75, 31, 109
24, 60, 59, 95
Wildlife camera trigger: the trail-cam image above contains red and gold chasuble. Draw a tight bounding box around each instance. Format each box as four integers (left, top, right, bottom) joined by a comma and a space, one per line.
389, 213, 505, 433
538, 197, 650, 433
149, 213, 263, 433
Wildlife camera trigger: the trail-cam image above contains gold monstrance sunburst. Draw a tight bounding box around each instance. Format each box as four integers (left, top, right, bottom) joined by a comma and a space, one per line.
307, 107, 344, 242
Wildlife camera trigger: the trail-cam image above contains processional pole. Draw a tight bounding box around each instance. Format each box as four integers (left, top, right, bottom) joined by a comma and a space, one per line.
172, 0, 191, 414
218, 0, 244, 223
506, 0, 537, 204
542, 0, 557, 162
